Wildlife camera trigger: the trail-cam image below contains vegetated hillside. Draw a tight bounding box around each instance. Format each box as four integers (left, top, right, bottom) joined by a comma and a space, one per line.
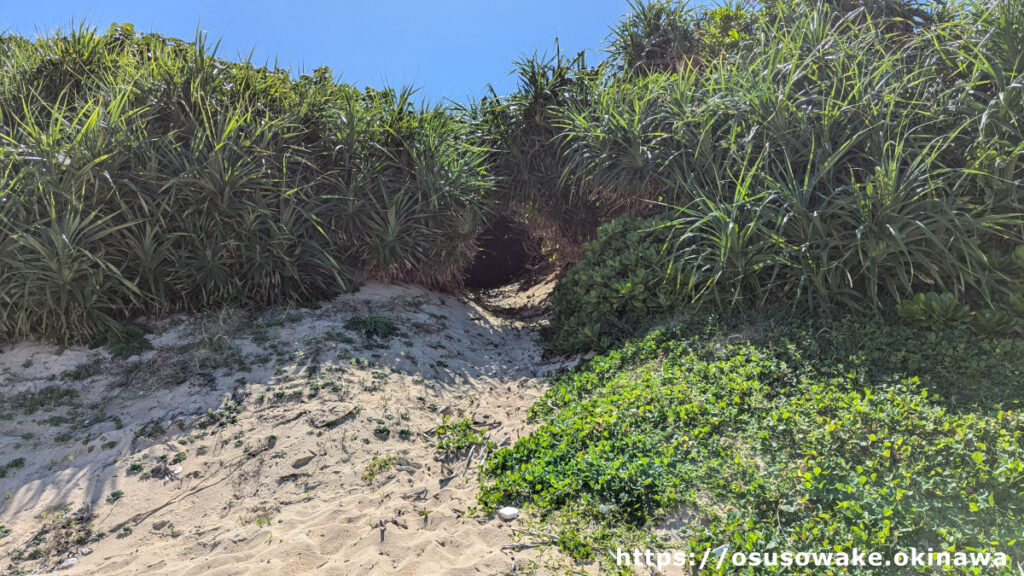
2, 0, 1024, 573
3, 0, 1021, 349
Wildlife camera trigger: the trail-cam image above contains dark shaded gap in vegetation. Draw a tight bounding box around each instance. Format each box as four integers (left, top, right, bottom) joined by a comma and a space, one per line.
463, 215, 539, 289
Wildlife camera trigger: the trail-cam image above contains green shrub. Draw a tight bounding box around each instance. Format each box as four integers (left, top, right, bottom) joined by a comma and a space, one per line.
969, 308, 1017, 336
547, 215, 682, 354
0, 457, 26, 479
1008, 291, 1024, 316
896, 292, 1024, 337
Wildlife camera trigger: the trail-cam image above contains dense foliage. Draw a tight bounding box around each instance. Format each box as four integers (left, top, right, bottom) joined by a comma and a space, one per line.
5, 0, 1023, 348
481, 318, 1024, 572
0, 25, 493, 344
547, 215, 680, 353
472, 47, 605, 253
543, 0, 1024, 353
550, 215, 1024, 354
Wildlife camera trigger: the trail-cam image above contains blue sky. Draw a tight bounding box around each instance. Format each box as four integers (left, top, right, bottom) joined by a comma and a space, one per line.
0, 0, 634, 103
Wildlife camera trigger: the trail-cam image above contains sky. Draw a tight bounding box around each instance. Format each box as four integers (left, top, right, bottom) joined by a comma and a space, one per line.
0, 0, 634, 103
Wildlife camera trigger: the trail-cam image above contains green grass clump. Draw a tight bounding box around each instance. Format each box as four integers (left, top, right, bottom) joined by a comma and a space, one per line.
0, 457, 27, 478
2, 386, 78, 417
105, 323, 154, 359
198, 400, 243, 428
60, 362, 98, 382
344, 316, 400, 339
480, 319, 1024, 569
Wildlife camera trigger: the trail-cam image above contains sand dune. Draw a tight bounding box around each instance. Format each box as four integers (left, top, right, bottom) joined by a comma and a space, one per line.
1, 283, 588, 575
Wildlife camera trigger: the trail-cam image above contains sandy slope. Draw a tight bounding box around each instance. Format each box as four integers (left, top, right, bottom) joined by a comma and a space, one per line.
0, 283, 584, 575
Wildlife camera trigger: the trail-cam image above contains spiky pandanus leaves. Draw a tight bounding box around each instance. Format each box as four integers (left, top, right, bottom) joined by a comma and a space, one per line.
473, 48, 603, 249
323, 89, 495, 286
548, 0, 1024, 353
0, 25, 495, 344
0, 198, 142, 345
944, 0, 1024, 250
608, 0, 703, 76
0, 83, 146, 344
559, 74, 675, 212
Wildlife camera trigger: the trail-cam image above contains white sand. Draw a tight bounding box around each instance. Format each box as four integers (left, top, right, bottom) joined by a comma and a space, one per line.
0, 283, 590, 575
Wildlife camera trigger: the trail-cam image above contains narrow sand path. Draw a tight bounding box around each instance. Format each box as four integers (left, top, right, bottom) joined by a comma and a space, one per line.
1, 284, 577, 575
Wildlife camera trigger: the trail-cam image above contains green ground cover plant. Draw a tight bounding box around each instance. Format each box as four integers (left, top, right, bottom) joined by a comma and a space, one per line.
547, 215, 680, 353
481, 318, 1024, 572
433, 415, 494, 454
362, 453, 396, 483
